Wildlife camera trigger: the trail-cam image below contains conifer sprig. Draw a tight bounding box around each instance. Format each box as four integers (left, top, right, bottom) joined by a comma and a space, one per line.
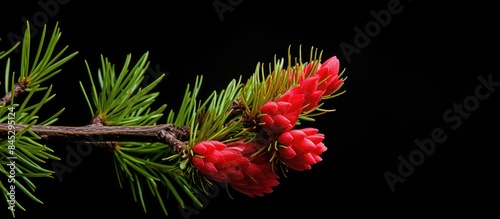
80, 52, 202, 216
80, 52, 166, 126
189, 77, 244, 144
1, 21, 77, 217
18, 22, 78, 89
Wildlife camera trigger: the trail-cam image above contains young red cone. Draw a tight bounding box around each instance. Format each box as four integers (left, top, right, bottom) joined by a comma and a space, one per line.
314, 56, 343, 96
277, 128, 327, 171
258, 90, 304, 136
299, 56, 343, 112
191, 140, 280, 197
191, 140, 248, 182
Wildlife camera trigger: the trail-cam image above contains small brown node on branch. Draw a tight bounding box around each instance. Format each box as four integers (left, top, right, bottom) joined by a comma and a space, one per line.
228, 99, 257, 130
90, 115, 107, 126
157, 124, 190, 154
229, 99, 245, 116
0, 80, 29, 105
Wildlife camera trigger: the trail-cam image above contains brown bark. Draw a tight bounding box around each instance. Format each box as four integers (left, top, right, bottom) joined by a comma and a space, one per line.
0, 123, 189, 151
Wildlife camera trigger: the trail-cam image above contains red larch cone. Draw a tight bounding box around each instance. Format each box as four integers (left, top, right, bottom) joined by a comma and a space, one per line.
277, 128, 327, 171
191, 140, 280, 197
258, 90, 304, 136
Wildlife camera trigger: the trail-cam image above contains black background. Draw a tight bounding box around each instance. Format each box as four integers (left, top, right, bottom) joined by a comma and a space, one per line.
1, 0, 498, 218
